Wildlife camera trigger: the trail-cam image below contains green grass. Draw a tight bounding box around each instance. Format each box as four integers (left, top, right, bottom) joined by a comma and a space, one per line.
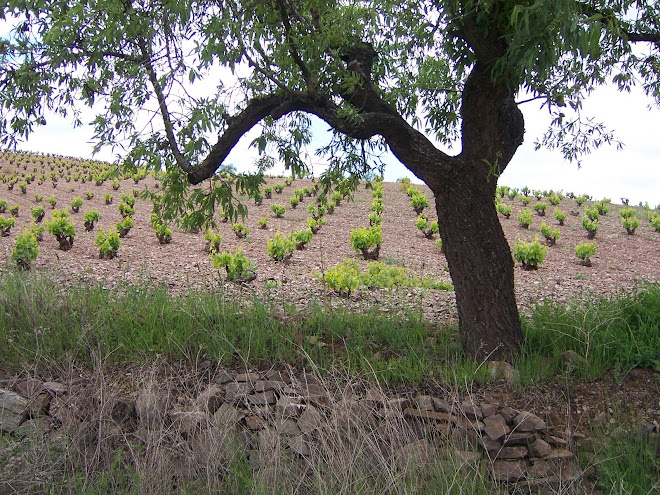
1, 270, 659, 387
520, 282, 660, 378
0, 270, 463, 384
589, 424, 660, 495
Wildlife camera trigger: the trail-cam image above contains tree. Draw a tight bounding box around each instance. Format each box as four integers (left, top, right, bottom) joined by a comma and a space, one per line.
1, 1, 658, 360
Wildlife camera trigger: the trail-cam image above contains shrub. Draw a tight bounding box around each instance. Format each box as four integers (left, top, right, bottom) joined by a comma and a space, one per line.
19, 182, 27, 194
0, 215, 16, 236
28, 222, 45, 241
95, 229, 121, 259
307, 203, 326, 219
0, 199, 7, 213
517, 208, 533, 229
435, 237, 443, 251
31, 206, 45, 223
115, 216, 134, 238
368, 212, 382, 226
47, 209, 76, 250
12, 229, 40, 270
575, 242, 596, 266
540, 221, 560, 246
584, 206, 599, 221
621, 215, 639, 235
203, 230, 223, 253
154, 222, 172, 244
289, 195, 300, 208
267, 231, 295, 261
212, 248, 257, 282
47, 195, 57, 209
619, 207, 636, 218
322, 259, 361, 296
34, 193, 43, 203
405, 185, 418, 197
371, 198, 384, 214
350, 225, 382, 260
397, 177, 412, 192
273, 183, 284, 194
257, 216, 270, 229
326, 201, 336, 214
410, 193, 429, 214
85, 191, 94, 200
581, 215, 599, 239
513, 239, 547, 270
120, 193, 136, 207
83, 209, 100, 231
284, 178, 293, 186
306, 216, 326, 234
496, 202, 512, 218
292, 228, 314, 250
416, 215, 439, 239
70, 197, 83, 213
595, 199, 610, 215
331, 191, 343, 205
547, 193, 561, 206
263, 186, 273, 199
118, 201, 135, 218
651, 215, 660, 232
112, 180, 120, 190
520, 196, 532, 206
231, 222, 250, 239
507, 188, 517, 200
361, 262, 408, 289
553, 207, 566, 225
105, 193, 114, 205
533, 201, 547, 216
575, 194, 589, 206
271, 203, 286, 217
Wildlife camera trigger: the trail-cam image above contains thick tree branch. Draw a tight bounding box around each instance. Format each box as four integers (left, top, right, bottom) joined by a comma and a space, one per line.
625, 31, 660, 50
189, 92, 453, 187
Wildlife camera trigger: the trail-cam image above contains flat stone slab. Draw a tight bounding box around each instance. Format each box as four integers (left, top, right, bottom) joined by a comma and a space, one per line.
213, 403, 245, 427
529, 438, 552, 458
492, 459, 529, 482
483, 414, 510, 441
0, 388, 28, 433
513, 411, 546, 432
496, 445, 529, 460
403, 407, 456, 423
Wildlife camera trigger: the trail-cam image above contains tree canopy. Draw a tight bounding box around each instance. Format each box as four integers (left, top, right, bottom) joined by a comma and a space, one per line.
1, 0, 658, 359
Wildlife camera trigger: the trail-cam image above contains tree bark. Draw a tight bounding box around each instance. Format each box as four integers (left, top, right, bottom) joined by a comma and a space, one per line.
432, 162, 523, 361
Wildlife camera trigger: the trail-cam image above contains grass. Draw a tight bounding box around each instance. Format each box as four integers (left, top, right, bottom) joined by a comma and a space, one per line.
520, 282, 660, 378
1, 271, 659, 386
591, 426, 660, 495
0, 270, 463, 384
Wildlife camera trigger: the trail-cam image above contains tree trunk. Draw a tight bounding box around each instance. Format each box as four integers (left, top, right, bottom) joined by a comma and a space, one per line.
432, 163, 523, 362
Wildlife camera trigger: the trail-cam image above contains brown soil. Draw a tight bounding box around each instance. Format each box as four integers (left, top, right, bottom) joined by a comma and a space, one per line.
1, 172, 658, 318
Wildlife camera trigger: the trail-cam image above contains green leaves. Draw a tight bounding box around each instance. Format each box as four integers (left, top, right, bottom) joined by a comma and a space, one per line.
513, 239, 547, 270
12, 229, 40, 270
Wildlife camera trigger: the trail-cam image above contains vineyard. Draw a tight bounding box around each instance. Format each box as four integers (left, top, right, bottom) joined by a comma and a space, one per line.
0, 150, 658, 316
1, 151, 660, 494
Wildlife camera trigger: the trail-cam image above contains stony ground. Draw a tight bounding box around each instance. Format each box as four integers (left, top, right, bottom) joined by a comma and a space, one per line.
1, 169, 659, 321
